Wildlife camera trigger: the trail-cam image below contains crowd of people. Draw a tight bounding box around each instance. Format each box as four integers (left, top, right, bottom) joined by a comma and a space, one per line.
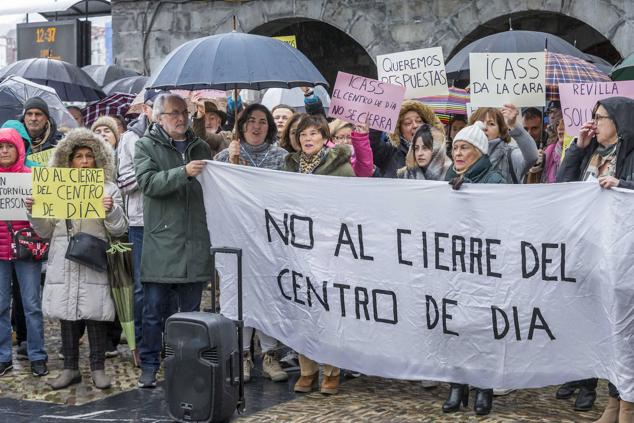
1, 82, 632, 422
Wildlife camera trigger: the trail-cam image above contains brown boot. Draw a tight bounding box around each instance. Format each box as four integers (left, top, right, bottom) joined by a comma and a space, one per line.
594, 397, 620, 423
620, 399, 634, 423
320, 374, 339, 395
293, 372, 318, 393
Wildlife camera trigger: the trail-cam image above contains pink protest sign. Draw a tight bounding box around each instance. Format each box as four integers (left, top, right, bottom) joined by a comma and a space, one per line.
328, 71, 406, 133
559, 81, 634, 136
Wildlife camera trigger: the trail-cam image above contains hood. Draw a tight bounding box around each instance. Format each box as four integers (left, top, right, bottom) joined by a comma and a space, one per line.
0, 128, 29, 173
596, 97, 634, 176
389, 100, 445, 148
49, 127, 116, 181
1, 119, 38, 167
128, 115, 149, 137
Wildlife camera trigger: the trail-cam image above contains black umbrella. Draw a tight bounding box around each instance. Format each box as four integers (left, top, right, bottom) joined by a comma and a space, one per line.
0, 90, 25, 125
0, 58, 104, 102
446, 30, 594, 81
103, 75, 149, 95
147, 31, 328, 90
83, 64, 140, 87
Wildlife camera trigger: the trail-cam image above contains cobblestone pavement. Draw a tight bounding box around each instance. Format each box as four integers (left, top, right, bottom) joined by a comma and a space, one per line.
2, 315, 609, 422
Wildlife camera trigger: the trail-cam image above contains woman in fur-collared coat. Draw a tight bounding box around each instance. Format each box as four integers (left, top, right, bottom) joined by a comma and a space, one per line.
28, 128, 128, 390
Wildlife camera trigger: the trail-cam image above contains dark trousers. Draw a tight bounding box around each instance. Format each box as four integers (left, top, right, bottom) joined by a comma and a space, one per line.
11, 271, 27, 344
608, 382, 620, 399
139, 282, 203, 371
60, 320, 109, 371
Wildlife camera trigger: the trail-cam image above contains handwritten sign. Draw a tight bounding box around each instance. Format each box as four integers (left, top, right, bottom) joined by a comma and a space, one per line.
0, 173, 31, 220
273, 35, 297, 48
32, 167, 105, 219
27, 147, 56, 166
329, 71, 406, 133
559, 81, 634, 136
470, 52, 546, 107
377, 47, 448, 98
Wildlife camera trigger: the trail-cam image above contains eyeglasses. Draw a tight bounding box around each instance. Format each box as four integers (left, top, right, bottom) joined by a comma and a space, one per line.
593, 114, 612, 122
334, 135, 352, 141
161, 110, 189, 118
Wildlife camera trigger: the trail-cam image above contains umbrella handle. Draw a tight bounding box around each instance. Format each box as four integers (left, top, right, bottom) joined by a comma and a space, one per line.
230, 88, 240, 165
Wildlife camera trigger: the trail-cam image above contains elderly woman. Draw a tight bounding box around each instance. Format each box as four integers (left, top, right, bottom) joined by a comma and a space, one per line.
557, 97, 634, 423
215, 103, 289, 384
0, 128, 48, 378
283, 114, 354, 395
27, 128, 128, 390
370, 100, 445, 178
442, 121, 503, 416
91, 116, 120, 149
469, 105, 538, 183
328, 119, 374, 177
397, 124, 451, 181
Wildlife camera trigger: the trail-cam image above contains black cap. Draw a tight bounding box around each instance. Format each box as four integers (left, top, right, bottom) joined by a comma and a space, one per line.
23, 96, 50, 119
144, 88, 166, 105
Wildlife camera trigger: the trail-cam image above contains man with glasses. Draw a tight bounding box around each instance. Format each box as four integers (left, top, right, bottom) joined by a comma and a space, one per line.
134, 93, 213, 388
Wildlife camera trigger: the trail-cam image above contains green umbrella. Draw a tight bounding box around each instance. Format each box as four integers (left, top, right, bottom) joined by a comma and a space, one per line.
106, 241, 137, 364
610, 53, 634, 81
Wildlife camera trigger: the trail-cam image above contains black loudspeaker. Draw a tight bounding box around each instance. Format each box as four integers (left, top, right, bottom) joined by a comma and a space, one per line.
165, 248, 245, 423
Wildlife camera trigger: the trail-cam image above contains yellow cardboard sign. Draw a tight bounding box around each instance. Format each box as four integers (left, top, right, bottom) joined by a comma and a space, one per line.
32, 167, 105, 219
28, 148, 56, 166
274, 35, 297, 48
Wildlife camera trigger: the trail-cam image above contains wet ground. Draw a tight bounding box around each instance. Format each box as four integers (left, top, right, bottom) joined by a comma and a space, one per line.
1, 317, 609, 422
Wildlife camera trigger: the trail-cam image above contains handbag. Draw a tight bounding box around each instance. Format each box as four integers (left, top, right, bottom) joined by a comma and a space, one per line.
64, 219, 108, 273
7, 222, 49, 261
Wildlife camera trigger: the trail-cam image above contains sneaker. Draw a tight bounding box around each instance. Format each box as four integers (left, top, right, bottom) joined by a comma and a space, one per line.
0, 362, 12, 376
262, 353, 288, 382
138, 368, 157, 388
243, 352, 253, 383
31, 360, 49, 377
493, 388, 516, 396
16, 342, 27, 360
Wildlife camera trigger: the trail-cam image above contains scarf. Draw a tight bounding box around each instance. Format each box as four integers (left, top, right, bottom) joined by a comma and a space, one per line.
30, 121, 52, 153
299, 148, 326, 174
583, 142, 618, 181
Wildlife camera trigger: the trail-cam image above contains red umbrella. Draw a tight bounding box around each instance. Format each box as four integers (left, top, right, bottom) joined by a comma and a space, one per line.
546, 52, 611, 101
82, 93, 136, 127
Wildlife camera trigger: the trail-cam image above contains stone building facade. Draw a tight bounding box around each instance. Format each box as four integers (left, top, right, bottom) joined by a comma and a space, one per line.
112, 0, 634, 86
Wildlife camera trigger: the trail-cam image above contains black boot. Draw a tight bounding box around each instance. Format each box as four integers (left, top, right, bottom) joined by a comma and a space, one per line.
443, 383, 468, 413
474, 388, 493, 416
556, 380, 579, 399
574, 387, 597, 411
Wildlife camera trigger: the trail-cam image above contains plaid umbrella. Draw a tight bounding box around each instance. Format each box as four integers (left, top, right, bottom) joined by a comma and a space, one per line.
546, 52, 611, 101
82, 93, 136, 127
419, 87, 469, 124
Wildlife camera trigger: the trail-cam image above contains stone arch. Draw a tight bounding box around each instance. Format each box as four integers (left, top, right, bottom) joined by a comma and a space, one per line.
250, 17, 377, 89
439, 1, 628, 63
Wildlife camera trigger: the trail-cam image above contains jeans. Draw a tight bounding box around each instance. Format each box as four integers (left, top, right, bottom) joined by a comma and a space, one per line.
0, 260, 46, 362
139, 282, 204, 371
128, 226, 144, 346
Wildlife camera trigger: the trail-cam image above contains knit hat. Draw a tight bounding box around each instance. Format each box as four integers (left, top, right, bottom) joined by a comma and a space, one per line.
453, 121, 488, 155
91, 116, 120, 143
23, 96, 50, 119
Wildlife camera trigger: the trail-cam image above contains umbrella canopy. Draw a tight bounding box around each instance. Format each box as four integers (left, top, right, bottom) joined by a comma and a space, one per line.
147, 32, 328, 91
610, 52, 634, 81
446, 30, 593, 81
0, 58, 104, 102
83, 64, 140, 87
546, 52, 611, 101
83, 93, 136, 127
419, 87, 469, 125
0, 75, 78, 129
261, 86, 331, 112
0, 90, 26, 125
103, 75, 149, 95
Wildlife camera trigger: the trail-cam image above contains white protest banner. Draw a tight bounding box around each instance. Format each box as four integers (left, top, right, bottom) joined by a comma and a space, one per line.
377, 47, 449, 98
0, 173, 31, 220
329, 71, 405, 133
470, 52, 546, 107
559, 81, 634, 136
199, 161, 634, 400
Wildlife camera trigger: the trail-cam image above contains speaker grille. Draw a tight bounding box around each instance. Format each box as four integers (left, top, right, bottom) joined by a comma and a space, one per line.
164, 344, 174, 358
200, 347, 219, 364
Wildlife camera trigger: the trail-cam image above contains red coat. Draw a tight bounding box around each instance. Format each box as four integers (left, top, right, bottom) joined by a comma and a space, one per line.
0, 128, 32, 261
